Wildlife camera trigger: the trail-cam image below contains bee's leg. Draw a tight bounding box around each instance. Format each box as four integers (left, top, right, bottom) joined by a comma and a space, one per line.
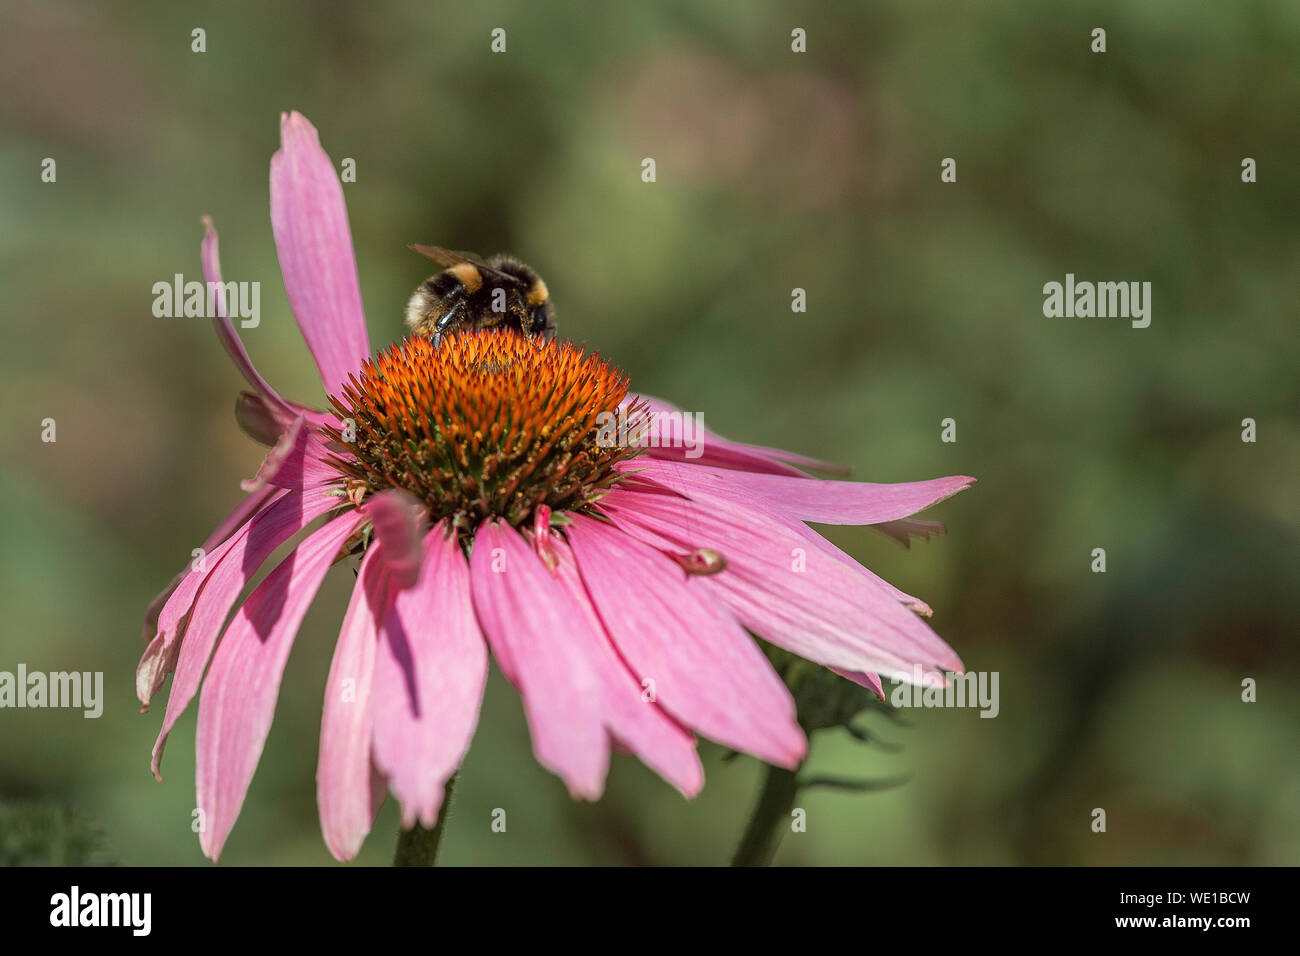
431, 301, 463, 349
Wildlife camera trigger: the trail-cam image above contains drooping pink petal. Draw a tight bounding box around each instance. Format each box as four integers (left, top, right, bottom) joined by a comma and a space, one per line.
136, 634, 180, 715
234, 392, 283, 446
627, 394, 848, 476
201, 216, 295, 419
566, 514, 805, 768
371, 524, 487, 828
140, 484, 277, 650
138, 488, 290, 707
195, 510, 364, 861
149, 486, 344, 779
240, 416, 341, 493
600, 487, 962, 685
630, 457, 975, 526
830, 668, 886, 701
269, 111, 370, 397
234, 390, 339, 443
203, 221, 337, 434
362, 489, 426, 590
201, 486, 282, 557
140, 489, 291, 709
469, 519, 702, 799
317, 545, 388, 861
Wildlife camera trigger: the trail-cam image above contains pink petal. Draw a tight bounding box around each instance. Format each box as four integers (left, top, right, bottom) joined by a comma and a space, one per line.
202, 223, 336, 433
201, 216, 295, 419
617, 467, 936, 616
372, 524, 487, 828
628, 394, 847, 476
234, 391, 283, 445
139, 489, 292, 707
149, 486, 344, 779
240, 416, 340, 493
631, 457, 975, 526
830, 668, 886, 701
600, 488, 963, 685
786, 518, 934, 617
135, 632, 180, 714
195, 510, 364, 861
269, 111, 370, 397
317, 545, 388, 861
469, 520, 702, 799
140, 484, 277, 651
200, 486, 281, 554
362, 489, 426, 590
566, 515, 805, 768
234, 389, 340, 443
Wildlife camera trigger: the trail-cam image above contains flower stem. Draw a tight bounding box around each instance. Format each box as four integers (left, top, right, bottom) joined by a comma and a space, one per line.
730, 763, 800, 866
393, 773, 457, 866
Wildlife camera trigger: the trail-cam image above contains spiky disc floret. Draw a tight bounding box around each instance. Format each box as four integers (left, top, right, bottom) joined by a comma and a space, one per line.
324, 331, 641, 530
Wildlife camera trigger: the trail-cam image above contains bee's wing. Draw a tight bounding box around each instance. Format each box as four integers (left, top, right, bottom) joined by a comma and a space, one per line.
409, 244, 475, 268
409, 244, 525, 287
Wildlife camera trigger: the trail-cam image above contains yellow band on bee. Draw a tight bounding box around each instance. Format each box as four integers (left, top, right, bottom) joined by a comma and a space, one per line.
448, 261, 483, 293
525, 278, 549, 307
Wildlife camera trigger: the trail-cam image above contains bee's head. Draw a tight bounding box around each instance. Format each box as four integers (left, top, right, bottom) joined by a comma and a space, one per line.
492, 257, 554, 340
526, 287, 555, 340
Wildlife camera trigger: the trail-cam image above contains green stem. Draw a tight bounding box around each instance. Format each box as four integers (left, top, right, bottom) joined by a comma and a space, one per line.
730, 763, 800, 866
393, 773, 457, 866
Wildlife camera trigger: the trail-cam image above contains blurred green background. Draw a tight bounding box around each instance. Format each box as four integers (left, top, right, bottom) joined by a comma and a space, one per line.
1, 0, 1297, 865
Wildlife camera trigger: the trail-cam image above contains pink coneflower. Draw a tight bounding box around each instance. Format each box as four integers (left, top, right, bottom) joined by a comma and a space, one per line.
139, 111, 974, 862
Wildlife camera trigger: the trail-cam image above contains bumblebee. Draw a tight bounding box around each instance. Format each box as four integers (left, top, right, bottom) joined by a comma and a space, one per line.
405, 244, 556, 346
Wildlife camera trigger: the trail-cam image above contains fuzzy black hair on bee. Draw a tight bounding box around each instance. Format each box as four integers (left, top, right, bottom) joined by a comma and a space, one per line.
406, 244, 556, 347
